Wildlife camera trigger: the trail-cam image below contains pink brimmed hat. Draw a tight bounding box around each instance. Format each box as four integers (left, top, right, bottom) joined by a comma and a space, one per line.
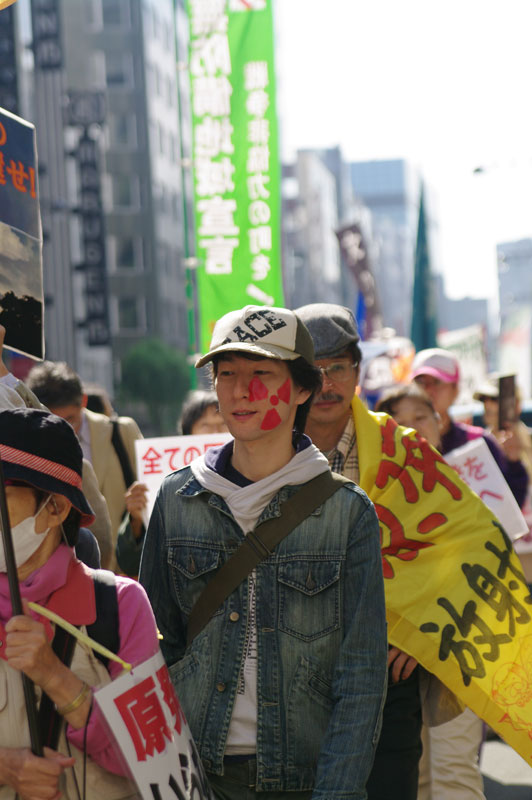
411, 348, 460, 384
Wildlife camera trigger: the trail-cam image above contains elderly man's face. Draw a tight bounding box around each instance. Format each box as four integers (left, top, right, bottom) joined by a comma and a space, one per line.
307, 351, 359, 428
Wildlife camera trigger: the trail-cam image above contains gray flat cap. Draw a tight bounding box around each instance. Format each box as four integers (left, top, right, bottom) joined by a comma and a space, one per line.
295, 303, 359, 360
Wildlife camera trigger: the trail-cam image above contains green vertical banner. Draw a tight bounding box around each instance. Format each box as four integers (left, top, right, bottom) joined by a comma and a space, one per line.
186, 0, 284, 353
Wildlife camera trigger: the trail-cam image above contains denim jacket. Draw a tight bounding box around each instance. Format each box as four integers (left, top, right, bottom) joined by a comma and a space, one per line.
139, 467, 387, 799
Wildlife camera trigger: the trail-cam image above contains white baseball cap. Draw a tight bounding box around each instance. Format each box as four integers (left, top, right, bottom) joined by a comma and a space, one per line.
195, 305, 315, 368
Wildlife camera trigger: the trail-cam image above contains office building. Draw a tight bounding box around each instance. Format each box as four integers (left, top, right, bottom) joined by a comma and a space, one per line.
282, 147, 375, 316
350, 158, 423, 337
3, 0, 190, 392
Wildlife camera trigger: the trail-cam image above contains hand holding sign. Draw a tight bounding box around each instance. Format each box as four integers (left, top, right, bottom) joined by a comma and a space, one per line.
493, 426, 522, 462
125, 481, 149, 538
5, 600, 59, 688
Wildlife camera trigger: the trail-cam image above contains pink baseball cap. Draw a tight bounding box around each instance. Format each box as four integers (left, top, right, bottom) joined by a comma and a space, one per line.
411, 348, 460, 384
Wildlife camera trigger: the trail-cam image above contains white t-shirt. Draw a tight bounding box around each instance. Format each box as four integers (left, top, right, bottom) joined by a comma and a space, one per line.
191, 442, 330, 754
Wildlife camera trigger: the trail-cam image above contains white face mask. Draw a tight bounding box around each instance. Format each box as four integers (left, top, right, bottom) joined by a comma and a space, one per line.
0, 494, 53, 573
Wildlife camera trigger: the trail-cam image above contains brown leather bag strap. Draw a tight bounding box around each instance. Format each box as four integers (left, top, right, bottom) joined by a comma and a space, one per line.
186, 471, 350, 646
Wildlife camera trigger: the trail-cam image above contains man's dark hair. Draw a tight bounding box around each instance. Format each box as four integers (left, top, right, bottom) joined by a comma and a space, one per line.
85, 393, 106, 415
375, 383, 436, 417
179, 390, 219, 435
26, 361, 83, 409
83, 383, 113, 416
211, 352, 322, 438
287, 358, 323, 435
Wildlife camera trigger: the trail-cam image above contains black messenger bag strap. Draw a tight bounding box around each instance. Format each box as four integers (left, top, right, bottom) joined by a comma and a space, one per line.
186, 471, 350, 646
38, 627, 76, 750
111, 418, 135, 489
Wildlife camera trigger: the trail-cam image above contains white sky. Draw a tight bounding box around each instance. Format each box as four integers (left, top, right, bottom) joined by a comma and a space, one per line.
275, 0, 532, 301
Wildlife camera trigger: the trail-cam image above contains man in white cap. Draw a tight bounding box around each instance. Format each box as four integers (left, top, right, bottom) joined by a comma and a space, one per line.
412, 349, 528, 507
473, 373, 532, 480
140, 305, 388, 799
474, 373, 532, 587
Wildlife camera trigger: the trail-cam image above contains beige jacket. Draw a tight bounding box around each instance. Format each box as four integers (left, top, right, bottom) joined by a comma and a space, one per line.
84, 409, 142, 572
0, 634, 138, 799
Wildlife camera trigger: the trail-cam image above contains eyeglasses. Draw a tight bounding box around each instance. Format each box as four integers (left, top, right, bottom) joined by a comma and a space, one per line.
318, 362, 358, 383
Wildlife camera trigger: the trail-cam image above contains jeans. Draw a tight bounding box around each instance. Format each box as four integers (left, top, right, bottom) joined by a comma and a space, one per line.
209, 759, 312, 800
366, 667, 422, 800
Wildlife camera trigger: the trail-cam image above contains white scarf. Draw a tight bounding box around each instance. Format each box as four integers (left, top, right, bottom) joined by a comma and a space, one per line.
190, 443, 330, 532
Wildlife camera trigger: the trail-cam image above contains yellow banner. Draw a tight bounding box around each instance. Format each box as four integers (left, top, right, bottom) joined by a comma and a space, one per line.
353, 395, 532, 763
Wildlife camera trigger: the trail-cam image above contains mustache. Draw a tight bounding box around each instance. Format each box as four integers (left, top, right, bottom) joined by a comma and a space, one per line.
313, 392, 343, 404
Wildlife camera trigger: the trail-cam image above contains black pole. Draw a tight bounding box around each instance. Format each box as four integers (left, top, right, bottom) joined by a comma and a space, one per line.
0, 456, 42, 756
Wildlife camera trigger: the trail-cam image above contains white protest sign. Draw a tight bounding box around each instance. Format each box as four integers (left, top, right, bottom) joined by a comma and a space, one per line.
512, 494, 532, 555
0, 107, 44, 359
437, 324, 487, 405
135, 433, 232, 524
445, 437, 528, 541
95, 650, 214, 800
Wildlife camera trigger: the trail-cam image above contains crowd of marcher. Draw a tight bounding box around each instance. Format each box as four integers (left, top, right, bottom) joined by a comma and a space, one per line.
0, 303, 531, 800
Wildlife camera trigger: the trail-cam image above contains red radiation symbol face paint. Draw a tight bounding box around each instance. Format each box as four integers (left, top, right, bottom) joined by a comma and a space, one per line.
248, 377, 269, 402
260, 379, 291, 430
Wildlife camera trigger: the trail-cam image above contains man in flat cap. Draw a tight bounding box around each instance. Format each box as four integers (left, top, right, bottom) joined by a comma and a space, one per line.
297, 303, 422, 800
297, 303, 532, 800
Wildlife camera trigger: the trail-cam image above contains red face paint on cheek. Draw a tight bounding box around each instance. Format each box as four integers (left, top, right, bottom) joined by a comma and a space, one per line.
248, 377, 268, 402
277, 379, 291, 404
261, 409, 282, 430
260, 379, 291, 430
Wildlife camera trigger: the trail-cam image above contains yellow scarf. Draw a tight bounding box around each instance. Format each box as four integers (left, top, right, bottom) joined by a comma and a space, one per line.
353, 395, 532, 762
